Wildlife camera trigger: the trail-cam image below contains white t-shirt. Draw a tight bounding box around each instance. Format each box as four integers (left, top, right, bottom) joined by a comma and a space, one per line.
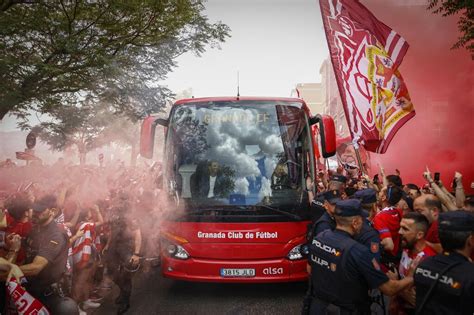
208, 176, 217, 198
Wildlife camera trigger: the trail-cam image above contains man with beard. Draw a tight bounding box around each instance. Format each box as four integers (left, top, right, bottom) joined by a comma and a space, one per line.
20, 194, 78, 314
413, 194, 443, 253
392, 212, 436, 314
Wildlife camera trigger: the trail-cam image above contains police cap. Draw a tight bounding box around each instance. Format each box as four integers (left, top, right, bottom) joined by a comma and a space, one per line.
32, 194, 56, 212
334, 199, 363, 217
353, 189, 377, 204
438, 210, 474, 232
322, 190, 341, 204
330, 174, 347, 183
312, 193, 325, 207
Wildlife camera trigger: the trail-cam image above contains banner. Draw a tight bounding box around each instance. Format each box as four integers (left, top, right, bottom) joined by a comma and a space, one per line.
6, 278, 50, 315
319, 0, 415, 153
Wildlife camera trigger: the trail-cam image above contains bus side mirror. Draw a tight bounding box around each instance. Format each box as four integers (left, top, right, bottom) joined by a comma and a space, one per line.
156, 118, 169, 127
311, 114, 336, 158
140, 116, 168, 159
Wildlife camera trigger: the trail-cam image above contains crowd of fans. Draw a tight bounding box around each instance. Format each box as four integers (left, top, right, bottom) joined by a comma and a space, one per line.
0, 157, 472, 314
0, 159, 164, 314
304, 164, 473, 314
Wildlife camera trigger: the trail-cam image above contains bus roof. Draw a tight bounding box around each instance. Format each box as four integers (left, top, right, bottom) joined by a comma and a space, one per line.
174, 96, 306, 106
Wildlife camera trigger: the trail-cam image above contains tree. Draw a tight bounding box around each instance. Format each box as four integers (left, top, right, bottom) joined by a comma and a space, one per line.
99, 115, 141, 166
35, 98, 114, 165
0, 0, 230, 119
428, 0, 474, 59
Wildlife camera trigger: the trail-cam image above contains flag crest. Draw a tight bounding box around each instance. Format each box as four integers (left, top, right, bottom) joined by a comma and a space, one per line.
319, 0, 415, 153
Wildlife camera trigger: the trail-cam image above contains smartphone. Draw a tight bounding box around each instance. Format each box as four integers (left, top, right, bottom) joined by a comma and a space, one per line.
452, 178, 457, 189
434, 172, 440, 183
373, 174, 379, 184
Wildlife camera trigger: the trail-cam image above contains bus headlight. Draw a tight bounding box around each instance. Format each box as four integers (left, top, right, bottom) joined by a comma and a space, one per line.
287, 244, 304, 260
162, 240, 190, 260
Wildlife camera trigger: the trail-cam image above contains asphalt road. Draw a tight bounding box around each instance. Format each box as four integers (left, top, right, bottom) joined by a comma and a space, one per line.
94, 267, 307, 315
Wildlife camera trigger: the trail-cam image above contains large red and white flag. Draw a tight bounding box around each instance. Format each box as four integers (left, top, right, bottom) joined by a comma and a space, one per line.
319, 0, 415, 153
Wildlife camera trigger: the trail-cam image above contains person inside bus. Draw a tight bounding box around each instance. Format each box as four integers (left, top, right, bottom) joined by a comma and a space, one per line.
194, 161, 226, 199
271, 163, 292, 191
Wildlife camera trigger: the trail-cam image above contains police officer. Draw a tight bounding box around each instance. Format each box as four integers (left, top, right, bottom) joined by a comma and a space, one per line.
303, 189, 340, 314
105, 201, 142, 315
312, 190, 341, 237
20, 194, 78, 314
414, 210, 474, 315
353, 189, 381, 261
308, 199, 415, 315
303, 190, 382, 314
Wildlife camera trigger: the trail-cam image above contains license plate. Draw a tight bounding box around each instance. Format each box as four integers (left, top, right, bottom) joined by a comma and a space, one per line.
220, 268, 256, 277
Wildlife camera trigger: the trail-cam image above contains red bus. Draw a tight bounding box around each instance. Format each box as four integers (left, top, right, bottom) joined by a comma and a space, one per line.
140, 96, 336, 282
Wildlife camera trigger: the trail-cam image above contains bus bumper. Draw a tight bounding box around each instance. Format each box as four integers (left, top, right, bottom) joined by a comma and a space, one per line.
161, 256, 308, 283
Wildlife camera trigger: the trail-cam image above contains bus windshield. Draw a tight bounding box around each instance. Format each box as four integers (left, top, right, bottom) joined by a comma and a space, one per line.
164, 100, 313, 221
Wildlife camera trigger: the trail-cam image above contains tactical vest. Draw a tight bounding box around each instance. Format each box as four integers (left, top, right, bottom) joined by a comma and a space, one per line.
354, 219, 380, 260
312, 212, 336, 237
415, 253, 474, 315
310, 230, 370, 312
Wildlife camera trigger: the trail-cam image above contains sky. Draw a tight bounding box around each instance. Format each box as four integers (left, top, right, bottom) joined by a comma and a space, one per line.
163, 0, 327, 98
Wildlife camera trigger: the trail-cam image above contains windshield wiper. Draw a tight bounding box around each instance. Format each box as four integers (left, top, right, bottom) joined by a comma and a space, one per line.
257, 205, 301, 220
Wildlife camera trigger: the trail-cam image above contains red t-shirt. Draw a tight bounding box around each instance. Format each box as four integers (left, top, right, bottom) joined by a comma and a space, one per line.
425, 220, 440, 244
372, 207, 403, 257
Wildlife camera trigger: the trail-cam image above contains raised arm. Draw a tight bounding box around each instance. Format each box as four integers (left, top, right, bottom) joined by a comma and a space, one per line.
424, 167, 457, 211
453, 172, 465, 208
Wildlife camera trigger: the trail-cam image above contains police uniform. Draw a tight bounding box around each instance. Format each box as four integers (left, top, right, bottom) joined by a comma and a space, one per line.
353, 189, 377, 206
355, 218, 381, 261
414, 211, 474, 315
309, 194, 326, 223
309, 200, 389, 315
106, 209, 141, 314
311, 190, 340, 238
26, 199, 72, 314
353, 189, 381, 261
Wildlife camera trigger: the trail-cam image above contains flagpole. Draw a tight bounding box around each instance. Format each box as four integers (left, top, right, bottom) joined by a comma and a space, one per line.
354, 147, 367, 176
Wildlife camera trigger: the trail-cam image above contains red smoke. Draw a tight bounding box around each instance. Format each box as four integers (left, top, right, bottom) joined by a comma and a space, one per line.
363, 1, 474, 193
